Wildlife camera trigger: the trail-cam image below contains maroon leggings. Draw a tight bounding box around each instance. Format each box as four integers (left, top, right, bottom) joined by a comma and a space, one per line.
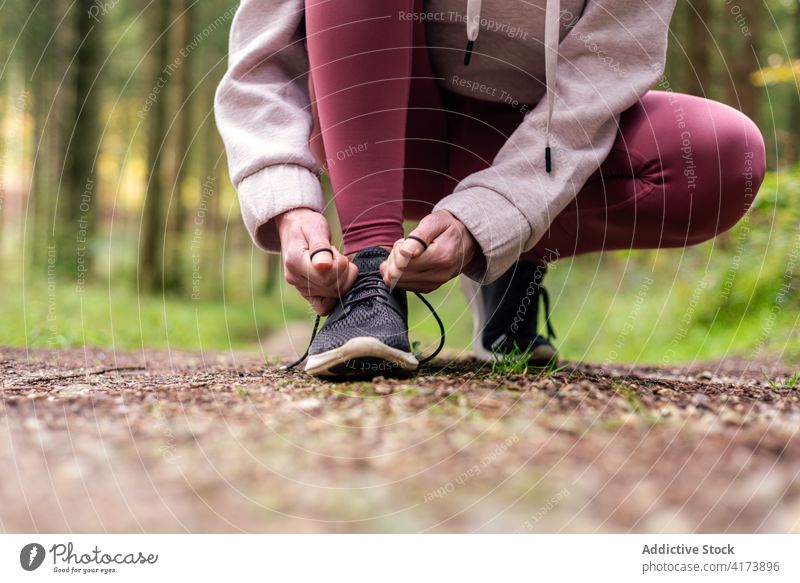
305, 0, 766, 263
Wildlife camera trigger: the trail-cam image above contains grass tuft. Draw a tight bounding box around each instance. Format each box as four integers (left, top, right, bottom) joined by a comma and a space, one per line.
767, 371, 800, 391
490, 344, 534, 375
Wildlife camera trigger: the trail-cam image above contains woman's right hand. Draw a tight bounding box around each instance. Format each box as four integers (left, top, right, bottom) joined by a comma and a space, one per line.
275, 208, 357, 315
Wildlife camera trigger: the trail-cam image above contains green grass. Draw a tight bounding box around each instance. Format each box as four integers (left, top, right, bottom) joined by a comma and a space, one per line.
0, 275, 311, 351
767, 372, 800, 390
2, 167, 799, 364
0, 266, 472, 353
1, 252, 797, 363
490, 343, 536, 375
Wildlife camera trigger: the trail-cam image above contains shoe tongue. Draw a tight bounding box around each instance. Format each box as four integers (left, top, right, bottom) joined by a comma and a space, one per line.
353, 246, 389, 274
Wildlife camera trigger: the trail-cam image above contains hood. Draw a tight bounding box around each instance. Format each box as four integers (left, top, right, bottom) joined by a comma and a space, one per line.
464, 0, 560, 173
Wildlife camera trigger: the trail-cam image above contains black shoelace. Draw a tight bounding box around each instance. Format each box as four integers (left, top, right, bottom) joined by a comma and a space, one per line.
538, 286, 557, 340
281, 271, 445, 371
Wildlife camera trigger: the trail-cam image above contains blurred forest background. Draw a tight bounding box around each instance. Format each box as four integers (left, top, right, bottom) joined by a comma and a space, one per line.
0, 0, 799, 364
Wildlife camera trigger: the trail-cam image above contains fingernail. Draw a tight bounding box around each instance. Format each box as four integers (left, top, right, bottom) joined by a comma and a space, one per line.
400, 239, 417, 255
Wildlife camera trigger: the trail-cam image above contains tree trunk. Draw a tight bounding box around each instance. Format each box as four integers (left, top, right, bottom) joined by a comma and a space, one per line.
665, 0, 688, 93
60, 0, 103, 279
200, 105, 221, 300
685, 0, 712, 97
163, 0, 194, 292
141, 1, 172, 292
20, 0, 65, 268
727, 2, 763, 123
790, 0, 800, 163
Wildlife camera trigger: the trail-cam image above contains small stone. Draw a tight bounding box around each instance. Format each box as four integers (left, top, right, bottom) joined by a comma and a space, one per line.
690, 393, 708, 406
57, 384, 94, 396
23, 418, 43, 431
721, 409, 748, 426
294, 398, 322, 411
539, 379, 557, 392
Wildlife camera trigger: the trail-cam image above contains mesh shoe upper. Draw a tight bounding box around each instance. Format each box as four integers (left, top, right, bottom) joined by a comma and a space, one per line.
480, 261, 555, 355
308, 247, 411, 355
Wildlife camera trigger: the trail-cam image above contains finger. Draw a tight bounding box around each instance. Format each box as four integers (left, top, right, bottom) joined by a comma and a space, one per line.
304, 295, 324, 314
304, 220, 334, 271
296, 259, 357, 299
405, 227, 469, 274
392, 268, 447, 289
393, 279, 440, 293
337, 261, 358, 295
389, 213, 450, 280
407, 212, 450, 252
315, 248, 356, 296
387, 238, 412, 272
309, 246, 334, 270
383, 240, 407, 288
303, 294, 336, 315
387, 262, 446, 292
397, 235, 427, 264
329, 248, 353, 282
305, 247, 347, 294
302, 280, 346, 298
317, 297, 337, 315
390, 246, 445, 280
389, 234, 428, 283
379, 260, 394, 287
383, 255, 408, 288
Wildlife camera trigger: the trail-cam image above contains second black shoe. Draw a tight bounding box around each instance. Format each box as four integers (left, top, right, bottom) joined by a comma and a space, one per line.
291, 246, 440, 377
461, 261, 557, 366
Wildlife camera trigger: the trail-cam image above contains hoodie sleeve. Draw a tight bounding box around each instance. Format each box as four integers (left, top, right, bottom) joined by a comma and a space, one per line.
214, 0, 322, 253
435, 0, 677, 282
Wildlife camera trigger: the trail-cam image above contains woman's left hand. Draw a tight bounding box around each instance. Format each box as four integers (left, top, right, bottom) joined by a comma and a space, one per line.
380, 210, 478, 293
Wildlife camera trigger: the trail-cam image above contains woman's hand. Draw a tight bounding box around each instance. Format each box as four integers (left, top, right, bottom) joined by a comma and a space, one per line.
380, 210, 477, 293
275, 208, 357, 315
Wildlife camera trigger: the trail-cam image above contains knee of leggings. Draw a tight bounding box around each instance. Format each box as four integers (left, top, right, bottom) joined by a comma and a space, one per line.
686, 113, 766, 245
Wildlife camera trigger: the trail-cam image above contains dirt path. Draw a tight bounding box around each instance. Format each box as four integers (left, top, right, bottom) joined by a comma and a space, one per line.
1, 347, 798, 533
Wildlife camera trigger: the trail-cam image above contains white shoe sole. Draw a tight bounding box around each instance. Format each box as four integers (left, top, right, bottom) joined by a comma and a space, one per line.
459, 275, 557, 365
304, 336, 419, 377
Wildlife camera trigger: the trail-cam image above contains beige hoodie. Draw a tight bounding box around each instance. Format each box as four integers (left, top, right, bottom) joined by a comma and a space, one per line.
215, 0, 677, 282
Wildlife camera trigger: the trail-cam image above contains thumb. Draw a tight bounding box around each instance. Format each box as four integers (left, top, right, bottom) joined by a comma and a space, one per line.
402, 213, 449, 257
306, 224, 333, 271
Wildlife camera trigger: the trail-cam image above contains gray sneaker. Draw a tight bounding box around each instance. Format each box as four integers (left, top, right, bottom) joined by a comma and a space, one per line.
285, 246, 444, 378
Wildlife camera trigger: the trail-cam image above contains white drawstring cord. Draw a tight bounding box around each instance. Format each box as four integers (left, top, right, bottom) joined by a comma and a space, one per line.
464, 0, 482, 65
463, 0, 560, 172
544, 0, 560, 173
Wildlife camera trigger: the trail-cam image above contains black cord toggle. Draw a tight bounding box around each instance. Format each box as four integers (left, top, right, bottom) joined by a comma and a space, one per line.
464, 40, 474, 66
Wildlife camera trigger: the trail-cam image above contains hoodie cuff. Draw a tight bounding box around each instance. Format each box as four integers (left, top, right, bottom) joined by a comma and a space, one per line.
434, 187, 532, 284
236, 164, 325, 253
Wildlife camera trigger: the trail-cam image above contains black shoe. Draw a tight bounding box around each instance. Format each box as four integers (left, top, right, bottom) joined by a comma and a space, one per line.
461, 261, 557, 366
284, 246, 444, 378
